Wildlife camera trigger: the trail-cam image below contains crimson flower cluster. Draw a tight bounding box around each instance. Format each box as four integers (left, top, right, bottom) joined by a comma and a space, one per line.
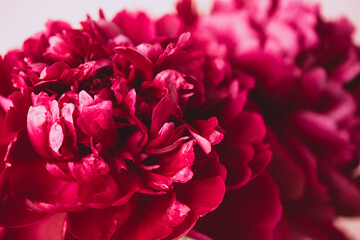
0, 4, 273, 240
0, 0, 360, 240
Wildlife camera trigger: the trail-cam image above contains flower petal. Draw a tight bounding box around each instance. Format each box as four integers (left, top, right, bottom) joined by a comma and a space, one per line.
66, 202, 135, 240
0, 213, 66, 240
195, 173, 282, 240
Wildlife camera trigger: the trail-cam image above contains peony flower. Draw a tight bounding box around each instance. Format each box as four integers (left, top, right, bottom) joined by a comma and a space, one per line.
173, 0, 360, 239
0, 5, 276, 239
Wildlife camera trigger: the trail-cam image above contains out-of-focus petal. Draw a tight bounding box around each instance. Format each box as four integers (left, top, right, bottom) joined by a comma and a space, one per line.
194, 173, 282, 240
0, 214, 66, 240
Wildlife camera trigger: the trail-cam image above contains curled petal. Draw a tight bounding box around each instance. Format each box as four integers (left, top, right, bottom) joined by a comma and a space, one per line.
148, 71, 181, 135
49, 122, 64, 155
191, 117, 224, 147
113, 46, 154, 80
40, 62, 70, 80
68, 155, 110, 183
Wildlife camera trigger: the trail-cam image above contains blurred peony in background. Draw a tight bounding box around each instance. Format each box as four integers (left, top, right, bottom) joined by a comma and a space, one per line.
0, 0, 359, 54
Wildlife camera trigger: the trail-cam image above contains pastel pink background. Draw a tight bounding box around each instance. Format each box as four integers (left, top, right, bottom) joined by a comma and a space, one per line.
0, 0, 359, 239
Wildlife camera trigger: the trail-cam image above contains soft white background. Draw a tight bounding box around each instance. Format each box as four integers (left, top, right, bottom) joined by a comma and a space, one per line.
0, 0, 359, 54
0, 0, 359, 239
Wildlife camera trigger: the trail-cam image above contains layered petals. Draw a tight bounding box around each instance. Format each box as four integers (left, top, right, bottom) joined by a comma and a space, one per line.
0, 9, 233, 240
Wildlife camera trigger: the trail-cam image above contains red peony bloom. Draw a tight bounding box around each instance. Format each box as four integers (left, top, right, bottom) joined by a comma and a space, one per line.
0, 4, 277, 239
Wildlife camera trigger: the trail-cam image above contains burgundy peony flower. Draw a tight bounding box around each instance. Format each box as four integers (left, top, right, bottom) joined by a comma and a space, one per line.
0, 4, 279, 239
173, 0, 360, 239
